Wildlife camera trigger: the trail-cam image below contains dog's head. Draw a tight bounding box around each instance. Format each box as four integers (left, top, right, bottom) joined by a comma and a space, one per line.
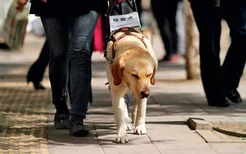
111, 49, 157, 99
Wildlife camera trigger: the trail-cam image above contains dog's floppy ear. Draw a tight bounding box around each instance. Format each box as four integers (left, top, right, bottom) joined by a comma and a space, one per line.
111, 57, 124, 86
150, 64, 157, 85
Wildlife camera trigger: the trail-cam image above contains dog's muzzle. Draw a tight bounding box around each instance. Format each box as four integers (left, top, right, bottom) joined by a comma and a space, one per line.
141, 90, 150, 98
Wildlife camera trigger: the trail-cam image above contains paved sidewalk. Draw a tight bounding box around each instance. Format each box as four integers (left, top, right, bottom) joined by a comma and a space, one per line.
0, 32, 246, 154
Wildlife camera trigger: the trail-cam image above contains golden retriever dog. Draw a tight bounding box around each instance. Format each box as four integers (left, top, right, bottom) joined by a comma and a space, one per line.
105, 27, 158, 143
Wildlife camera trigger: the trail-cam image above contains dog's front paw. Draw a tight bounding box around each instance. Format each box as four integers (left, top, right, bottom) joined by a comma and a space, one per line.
134, 125, 147, 135
116, 131, 129, 144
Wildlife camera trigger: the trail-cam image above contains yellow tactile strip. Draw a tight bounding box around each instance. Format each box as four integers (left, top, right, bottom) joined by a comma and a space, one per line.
0, 77, 50, 154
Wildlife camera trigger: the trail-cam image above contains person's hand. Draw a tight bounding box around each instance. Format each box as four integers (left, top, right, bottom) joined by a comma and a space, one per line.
17, 0, 28, 11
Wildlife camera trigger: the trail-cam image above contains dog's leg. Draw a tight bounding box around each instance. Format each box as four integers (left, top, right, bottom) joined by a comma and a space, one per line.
131, 100, 138, 125
124, 105, 133, 131
112, 94, 129, 143
124, 92, 133, 131
134, 98, 147, 135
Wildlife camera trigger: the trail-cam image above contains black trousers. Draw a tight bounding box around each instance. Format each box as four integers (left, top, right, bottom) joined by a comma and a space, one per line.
190, 0, 246, 103
27, 40, 49, 84
151, 0, 180, 56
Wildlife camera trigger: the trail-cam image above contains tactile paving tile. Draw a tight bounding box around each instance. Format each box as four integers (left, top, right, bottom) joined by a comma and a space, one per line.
0, 67, 50, 153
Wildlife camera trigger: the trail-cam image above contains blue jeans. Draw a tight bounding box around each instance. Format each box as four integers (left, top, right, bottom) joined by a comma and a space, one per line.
41, 11, 100, 119
190, 0, 246, 103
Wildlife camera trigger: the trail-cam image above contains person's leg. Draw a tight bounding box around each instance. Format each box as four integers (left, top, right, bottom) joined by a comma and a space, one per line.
151, 0, 173, 61
67, 11, 100, 136
165, 0, 179, 62
27, 39, 49, 90
221, 0, 246, 103
41, 17, 70, 128
190, 0, 229, 107
176, 0, 185, 55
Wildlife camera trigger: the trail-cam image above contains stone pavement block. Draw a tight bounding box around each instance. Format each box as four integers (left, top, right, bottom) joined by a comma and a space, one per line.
229, 117, 246, 123
98, 134, 160, 154
196, 130, 246, 144
153, 142, 218, 154
87, 107, 114, 116
93, 116, 161, 154
147, 123, 203, 142
101, 143, 160, 154
146, 115, 186, 122
192, 116, 233, 123
145, 104, 169, 116
187, 117, 212, 130
48, 145, 104, 154
145, 121, 219, 153
211, 143, 246, 154
196, 130, 221, 143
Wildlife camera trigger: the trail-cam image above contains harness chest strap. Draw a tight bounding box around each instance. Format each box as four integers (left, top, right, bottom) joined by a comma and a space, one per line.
106, 27, 148, 64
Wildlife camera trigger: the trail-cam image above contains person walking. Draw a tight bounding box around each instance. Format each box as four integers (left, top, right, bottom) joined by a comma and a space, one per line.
27, 40, 49, 90
189, 0, 246, 107
18, 0, 107, 136
151, 0, 183, 63
176, 0, 185, 56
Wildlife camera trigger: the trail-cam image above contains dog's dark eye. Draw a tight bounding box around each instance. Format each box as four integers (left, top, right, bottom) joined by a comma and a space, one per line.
147, 74, 152, 77
131, 74, 139, 79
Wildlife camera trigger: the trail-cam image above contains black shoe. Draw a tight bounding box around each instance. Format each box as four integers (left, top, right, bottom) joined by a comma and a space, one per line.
69, 120, 89, 137
225, 89, 242, 103
0, 43, 10, 49
208, 97, 230, 107
33, 82, 46, 90
54, 111, 70, 129
27, 75, 46, 90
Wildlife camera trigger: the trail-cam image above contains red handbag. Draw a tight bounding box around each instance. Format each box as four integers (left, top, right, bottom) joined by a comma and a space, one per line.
93, 15, 104, 53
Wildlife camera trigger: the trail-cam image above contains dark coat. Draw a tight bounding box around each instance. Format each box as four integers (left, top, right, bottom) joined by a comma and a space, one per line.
29, 0, 108, 17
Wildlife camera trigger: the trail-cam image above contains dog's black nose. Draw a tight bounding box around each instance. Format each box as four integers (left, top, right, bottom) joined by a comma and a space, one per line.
141, 90, 150, 98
